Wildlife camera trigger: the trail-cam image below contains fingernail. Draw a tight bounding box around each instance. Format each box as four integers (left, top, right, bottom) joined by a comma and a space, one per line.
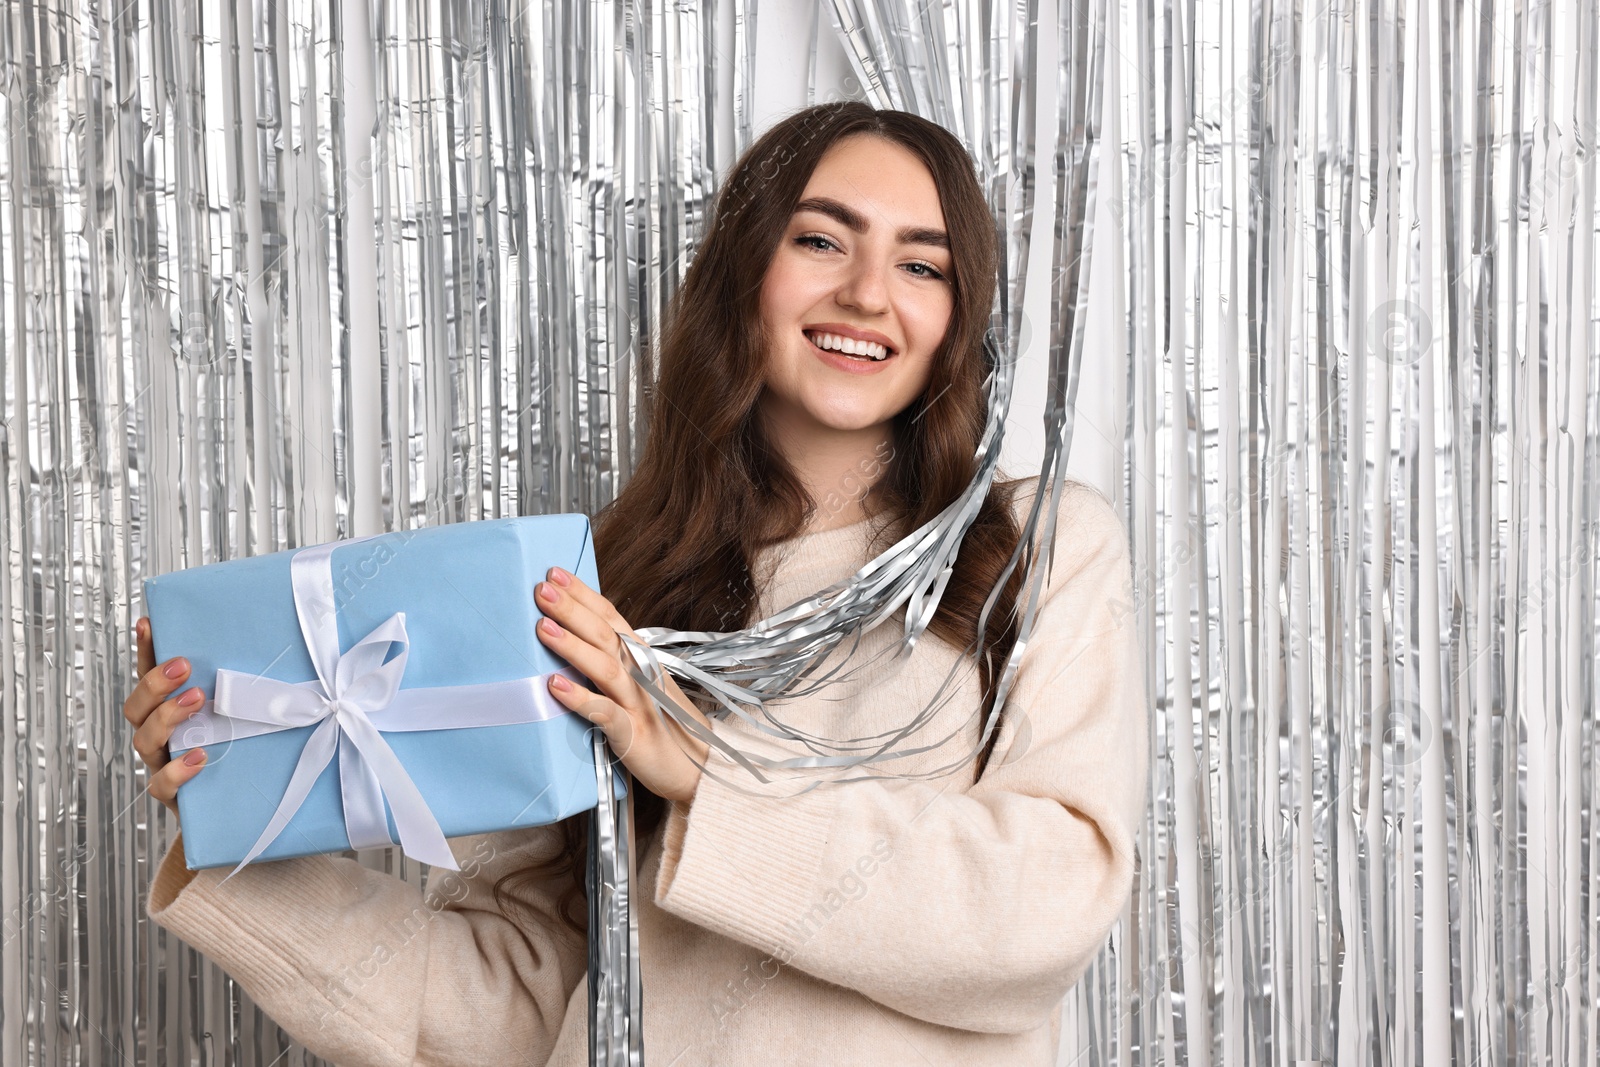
540, 618, 563, 637
538, 582, 558, 602
163, 658, 187, 680
549, 674, 571, 691
177, 689, 203, 708
136, 619, 148, 639
550, 566, 572, 586
183, 749, 206, 767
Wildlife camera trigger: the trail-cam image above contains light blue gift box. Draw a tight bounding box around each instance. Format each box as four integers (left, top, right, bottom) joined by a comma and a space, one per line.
143, 514, 625, 871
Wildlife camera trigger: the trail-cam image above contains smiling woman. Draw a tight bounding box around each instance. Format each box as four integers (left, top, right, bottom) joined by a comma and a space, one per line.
578, 105, 1030, 818
132, 100, 1147, 1067
760, 136, 957, 508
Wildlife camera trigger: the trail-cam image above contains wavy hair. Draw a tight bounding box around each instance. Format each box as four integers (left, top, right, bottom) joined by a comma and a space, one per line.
498, 101, 1024, 934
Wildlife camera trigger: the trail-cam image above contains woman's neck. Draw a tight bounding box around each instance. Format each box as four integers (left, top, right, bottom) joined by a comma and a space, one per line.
758, 403, 895, 535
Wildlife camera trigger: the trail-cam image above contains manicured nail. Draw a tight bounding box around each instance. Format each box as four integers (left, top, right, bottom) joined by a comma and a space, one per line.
540, 618, 563, 637
163, 658, 187, 680
549, 674, 571, 691
538, 582, 558, 602
550, 566, 572, 587
183, 749, 206, 767
136, 619, 148, 640
177, 688, 203, 708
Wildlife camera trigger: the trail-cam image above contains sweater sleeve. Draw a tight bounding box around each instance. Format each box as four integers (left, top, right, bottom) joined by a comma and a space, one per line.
653, 482, 1149, 1034
146, 822, 589, 1067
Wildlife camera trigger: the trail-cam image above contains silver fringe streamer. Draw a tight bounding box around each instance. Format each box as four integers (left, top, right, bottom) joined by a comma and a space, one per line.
614, 0, 1050, 790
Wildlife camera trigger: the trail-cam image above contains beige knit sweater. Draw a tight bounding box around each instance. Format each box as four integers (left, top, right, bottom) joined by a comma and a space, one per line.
147, 476, 1148, 1066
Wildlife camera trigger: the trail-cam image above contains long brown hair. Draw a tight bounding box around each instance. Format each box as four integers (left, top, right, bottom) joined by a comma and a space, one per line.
498, 101, 1024, 933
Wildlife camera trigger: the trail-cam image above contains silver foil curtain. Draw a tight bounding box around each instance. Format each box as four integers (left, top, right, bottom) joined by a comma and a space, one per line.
5, 0, 1599, 1065
1107, 0, 1599, 1063
0, 0, 749, 1062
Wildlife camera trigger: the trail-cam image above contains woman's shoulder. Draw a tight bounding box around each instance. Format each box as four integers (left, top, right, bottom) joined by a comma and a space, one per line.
992, 473, 1132, 588
996, 473, 1124, 540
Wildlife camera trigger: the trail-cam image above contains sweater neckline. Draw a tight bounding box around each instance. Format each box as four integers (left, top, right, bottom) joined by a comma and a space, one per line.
771, 503, 908, 550
754, 510, 900, 586
785, 514, 873, 543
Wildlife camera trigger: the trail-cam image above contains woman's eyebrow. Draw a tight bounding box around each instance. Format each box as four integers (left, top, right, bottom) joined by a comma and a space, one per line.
794, 196, 950, 250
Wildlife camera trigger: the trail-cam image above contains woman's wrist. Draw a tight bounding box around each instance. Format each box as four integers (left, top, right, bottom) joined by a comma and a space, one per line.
659, 740, 706, 805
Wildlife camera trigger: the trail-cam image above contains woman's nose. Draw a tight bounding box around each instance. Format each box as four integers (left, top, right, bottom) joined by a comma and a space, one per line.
835, 256, 891, 314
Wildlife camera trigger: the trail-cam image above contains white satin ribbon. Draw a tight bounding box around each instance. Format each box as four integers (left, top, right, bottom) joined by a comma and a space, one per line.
191, 538, 577, 878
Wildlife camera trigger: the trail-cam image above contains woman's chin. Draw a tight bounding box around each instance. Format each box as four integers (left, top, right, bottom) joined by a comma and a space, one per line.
759, 384, 908, 438
801, 406, 897, 435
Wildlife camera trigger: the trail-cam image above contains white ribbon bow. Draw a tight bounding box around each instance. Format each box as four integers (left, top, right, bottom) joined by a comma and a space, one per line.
189, 538, 575, 878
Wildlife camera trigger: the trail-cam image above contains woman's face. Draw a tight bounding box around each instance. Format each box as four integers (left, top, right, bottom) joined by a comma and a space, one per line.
757, 133, 955, 441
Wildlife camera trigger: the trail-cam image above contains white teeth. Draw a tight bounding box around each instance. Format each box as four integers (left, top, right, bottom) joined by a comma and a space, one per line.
806, 330, 890, 361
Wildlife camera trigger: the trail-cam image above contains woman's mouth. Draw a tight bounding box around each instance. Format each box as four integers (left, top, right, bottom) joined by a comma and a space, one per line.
803, 329, 895, 368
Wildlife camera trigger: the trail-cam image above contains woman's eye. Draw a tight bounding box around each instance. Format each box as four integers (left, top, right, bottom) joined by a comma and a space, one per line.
794, 234, 946, 281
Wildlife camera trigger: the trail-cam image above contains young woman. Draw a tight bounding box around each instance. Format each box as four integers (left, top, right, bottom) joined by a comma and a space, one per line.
124, 101, 1148, 1066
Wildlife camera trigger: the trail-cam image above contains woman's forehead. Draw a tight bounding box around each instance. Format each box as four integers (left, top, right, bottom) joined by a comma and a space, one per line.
796, 138, 947, 233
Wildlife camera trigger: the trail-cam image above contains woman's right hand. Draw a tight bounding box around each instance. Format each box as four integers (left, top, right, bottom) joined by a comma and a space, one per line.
123, 617, 208, 818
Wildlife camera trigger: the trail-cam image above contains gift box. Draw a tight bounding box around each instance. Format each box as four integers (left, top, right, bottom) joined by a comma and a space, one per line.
143, 514, 625, 872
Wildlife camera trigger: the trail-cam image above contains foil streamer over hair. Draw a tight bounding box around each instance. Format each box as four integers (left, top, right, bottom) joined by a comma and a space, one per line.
630, 0, 1052, 788
621, 334, 1068, 789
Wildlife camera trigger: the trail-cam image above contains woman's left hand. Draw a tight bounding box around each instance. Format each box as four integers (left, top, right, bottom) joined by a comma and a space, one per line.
535, 566, 711, 803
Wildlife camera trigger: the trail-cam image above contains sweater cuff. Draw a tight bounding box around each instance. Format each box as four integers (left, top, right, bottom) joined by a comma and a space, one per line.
145, 843, 407, 1060
149, 833, 200, 912
146, 851, 323, 1001
655, 741, 840, 954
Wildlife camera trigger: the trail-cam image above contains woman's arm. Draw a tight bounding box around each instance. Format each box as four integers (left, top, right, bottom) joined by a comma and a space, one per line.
653, 482, 1149, 1033
147, 823, 588, 1067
